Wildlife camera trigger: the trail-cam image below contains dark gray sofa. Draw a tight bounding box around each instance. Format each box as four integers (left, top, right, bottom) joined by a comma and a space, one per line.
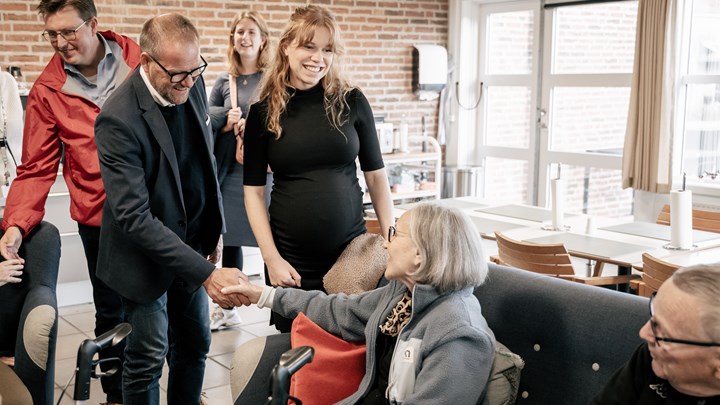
231, 263, 649, 404
477, 263, 648, 404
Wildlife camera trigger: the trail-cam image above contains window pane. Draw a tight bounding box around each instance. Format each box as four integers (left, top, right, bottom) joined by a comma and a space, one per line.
485, 86, 532, 148
553, 2, 638, 74
681, 83, 720, 179
487, 10, 534, 75
550, 87, 631, 153
688, 0, 720, 74
484, 157, 529, 203
554, 164, 634, 218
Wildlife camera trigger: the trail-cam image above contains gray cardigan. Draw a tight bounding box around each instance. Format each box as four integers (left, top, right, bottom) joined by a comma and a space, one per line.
272, 280, 496, 404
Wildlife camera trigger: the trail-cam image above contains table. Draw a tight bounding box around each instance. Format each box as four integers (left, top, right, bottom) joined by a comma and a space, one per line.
395, 197, 488, 211
648, 246, 720, 268
523, 233, 653, 276
599, 221, 720, 245
469, 216, 527, 238
383, 198, 717, 291
476, 204, 578, 223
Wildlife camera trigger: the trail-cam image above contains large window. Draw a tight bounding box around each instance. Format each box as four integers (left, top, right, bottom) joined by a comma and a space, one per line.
455, 0, 719, 212
471, 0, 638, 217
677, 0, 720, 190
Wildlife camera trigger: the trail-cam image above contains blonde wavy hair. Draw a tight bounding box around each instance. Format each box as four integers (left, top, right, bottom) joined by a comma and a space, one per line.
227, 10, 270, 77
258, 5, 353, 139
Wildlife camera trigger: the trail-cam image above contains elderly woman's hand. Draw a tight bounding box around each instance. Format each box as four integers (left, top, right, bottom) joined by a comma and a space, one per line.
221, 278, 264, 304
0, 258, 24, 287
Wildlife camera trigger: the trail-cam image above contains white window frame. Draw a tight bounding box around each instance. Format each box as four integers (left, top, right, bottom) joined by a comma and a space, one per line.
673, 0, 720, 196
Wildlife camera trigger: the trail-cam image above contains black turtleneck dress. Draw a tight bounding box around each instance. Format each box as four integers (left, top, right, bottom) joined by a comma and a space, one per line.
244, 84, 384, 328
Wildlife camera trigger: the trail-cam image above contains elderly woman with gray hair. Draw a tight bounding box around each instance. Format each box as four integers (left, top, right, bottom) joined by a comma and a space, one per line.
223, 202, 496, 404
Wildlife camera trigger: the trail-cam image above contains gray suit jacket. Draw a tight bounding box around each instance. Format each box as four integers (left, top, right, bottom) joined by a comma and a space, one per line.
94, 69, 224, 304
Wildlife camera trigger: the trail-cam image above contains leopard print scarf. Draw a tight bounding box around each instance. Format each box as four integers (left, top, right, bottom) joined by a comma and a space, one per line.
379, 291, 412, 337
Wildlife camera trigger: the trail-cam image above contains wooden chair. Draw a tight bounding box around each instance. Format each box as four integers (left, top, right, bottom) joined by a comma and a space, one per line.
365, 217, 383, 235
657, 204, 720, 233
492, 232, 640, 287
631, 252, 681, 297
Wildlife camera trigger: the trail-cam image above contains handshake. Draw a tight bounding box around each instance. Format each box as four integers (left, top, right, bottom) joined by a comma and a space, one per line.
202, 267, 264, 308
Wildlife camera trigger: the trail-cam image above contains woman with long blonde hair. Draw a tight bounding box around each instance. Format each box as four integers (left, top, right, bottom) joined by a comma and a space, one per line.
207, 10, 272, 330
243, 5, 394, 332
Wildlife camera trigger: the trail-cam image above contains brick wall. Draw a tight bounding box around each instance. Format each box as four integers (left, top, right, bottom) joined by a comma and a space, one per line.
0, 0, 448, 138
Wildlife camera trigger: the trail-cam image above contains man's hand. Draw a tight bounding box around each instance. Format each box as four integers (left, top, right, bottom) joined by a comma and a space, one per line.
0, 226, 23, 260
203, 267, 251, 308
0, 258, 24, 287
221, 278, 263, 304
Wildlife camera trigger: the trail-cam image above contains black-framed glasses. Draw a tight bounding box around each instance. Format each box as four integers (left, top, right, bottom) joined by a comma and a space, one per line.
42, 19, 89, 42
648, 292, 720, 348
387, 225, 407, 242
147, 54, 208, 83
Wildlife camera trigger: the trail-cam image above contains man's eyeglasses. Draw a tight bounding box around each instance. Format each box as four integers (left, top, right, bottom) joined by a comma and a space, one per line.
387, 225, 407, 243
648, 292, 720, 348
147, 54, 208, 84
42, 19, 89, 43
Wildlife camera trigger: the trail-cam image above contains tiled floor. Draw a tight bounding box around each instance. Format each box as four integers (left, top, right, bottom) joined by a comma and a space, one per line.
53, 254, 276, 405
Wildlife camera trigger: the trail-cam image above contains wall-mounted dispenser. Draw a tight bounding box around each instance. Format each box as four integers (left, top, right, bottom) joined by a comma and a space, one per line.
412, 44, 447, 101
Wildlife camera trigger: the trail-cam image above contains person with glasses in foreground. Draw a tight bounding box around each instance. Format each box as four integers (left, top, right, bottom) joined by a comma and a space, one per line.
94, 13, 249, 404
593, 263, 720, 404
0, 1, 140, 403
222, 203, 497, 404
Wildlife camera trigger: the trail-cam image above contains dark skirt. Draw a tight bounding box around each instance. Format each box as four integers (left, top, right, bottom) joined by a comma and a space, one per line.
220, 163, 271, 247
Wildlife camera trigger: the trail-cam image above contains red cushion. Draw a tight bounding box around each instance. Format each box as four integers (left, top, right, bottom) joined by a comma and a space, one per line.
290, 312, 366, 404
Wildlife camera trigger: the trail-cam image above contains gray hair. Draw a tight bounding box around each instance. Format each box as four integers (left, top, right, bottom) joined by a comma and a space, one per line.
139, 13, 199, 57
671, 263, 720, 341
405, 203, 488, 293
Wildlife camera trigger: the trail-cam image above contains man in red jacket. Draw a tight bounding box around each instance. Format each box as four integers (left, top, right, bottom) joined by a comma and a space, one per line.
0, 1, 140, 403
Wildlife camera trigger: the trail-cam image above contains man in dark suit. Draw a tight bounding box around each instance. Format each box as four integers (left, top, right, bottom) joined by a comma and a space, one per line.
94, 13, 248, 405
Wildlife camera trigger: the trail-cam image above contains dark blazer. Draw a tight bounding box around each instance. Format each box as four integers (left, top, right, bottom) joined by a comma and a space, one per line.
94, 69, 224, 304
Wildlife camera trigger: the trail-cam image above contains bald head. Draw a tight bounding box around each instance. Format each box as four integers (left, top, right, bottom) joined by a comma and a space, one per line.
671, 263, 720, 341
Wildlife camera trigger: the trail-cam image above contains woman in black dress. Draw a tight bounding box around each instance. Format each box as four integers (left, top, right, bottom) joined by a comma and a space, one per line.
243, 4, 394, 332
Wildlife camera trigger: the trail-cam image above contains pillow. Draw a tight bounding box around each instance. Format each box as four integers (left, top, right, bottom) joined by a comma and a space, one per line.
324, 233, 388, 295
485, 341, 525, 405
290, 313, 366, 405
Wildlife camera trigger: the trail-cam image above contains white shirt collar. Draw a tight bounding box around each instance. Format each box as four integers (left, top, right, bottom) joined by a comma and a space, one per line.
139, 65, 175, 107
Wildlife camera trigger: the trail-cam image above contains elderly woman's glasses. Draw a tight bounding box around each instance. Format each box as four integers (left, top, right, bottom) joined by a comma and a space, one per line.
147, 54, 208, 83
387, 225, 408, 242
42, 19, 89, 42
648, 292, 720, 348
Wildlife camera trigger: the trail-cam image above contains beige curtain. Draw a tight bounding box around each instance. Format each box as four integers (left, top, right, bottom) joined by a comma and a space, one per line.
622, 0, 678, 193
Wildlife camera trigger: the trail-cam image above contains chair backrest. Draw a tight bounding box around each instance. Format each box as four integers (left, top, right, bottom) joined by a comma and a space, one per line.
494, 232, 575, 277
475, 263, 648, 405
640, 252, 680, 296
365, 217, 383, 235
656, 204, 720, 233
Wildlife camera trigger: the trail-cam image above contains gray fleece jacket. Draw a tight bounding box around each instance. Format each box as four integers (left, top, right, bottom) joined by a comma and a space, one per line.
271, 280, 496, 404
